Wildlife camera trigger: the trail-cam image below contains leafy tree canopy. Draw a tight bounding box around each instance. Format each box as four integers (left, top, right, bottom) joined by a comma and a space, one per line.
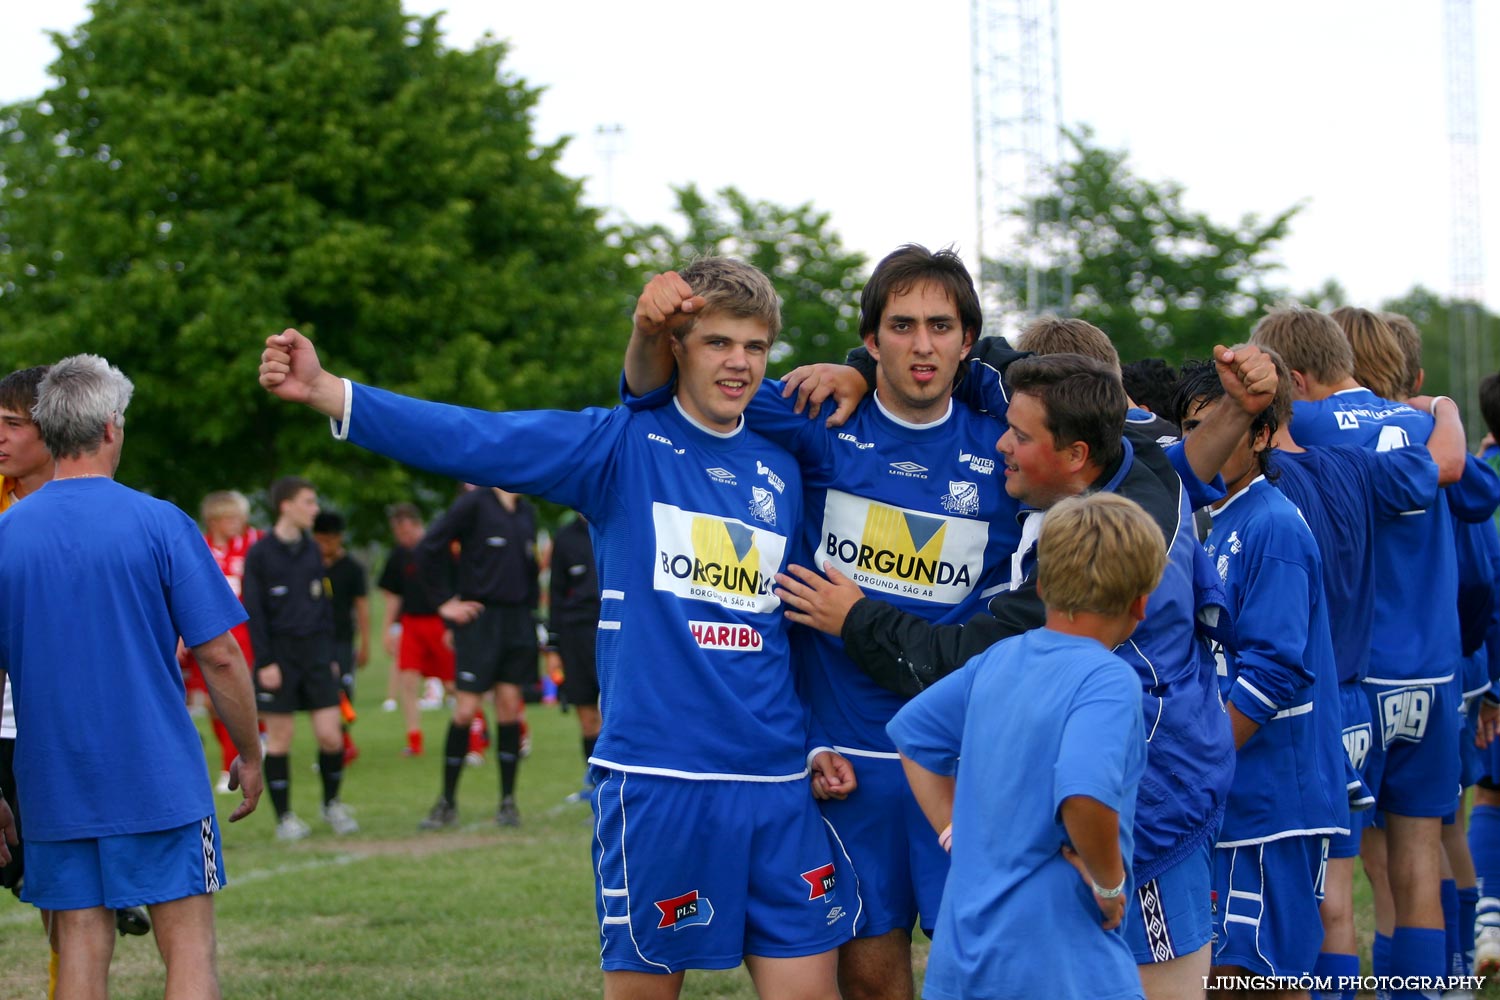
626, 184, 867, 374
0, 0, 637, 531
990, 128, 1300, 364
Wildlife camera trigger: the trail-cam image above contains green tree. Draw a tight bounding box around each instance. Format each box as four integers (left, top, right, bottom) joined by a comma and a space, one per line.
626, 184, 868, 374
0, 0, 636, 531
992, 129, 1300, 363
1380, 286, 1499, 439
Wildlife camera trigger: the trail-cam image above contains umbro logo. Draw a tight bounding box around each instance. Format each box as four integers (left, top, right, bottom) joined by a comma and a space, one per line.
648, 432, 685, 454
706, 467, 737, 485
889, 461, 928, 479
838, 432, 875, 451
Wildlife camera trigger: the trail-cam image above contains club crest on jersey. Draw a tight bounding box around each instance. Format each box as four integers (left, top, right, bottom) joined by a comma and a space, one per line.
958, 451, 995, 475
819, 491, 986, 604
940, 481, 980, 516
1335, 412, 1360, 430
655, 890, 714, 930
749, 486, 777, 525
689, 620, 764, 651
653, 502, 787, 614
801, 863, 837, 902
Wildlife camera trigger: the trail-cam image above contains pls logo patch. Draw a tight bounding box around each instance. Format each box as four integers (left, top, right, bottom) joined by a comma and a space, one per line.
801, 863, 837, 902
655, 890, 714, 930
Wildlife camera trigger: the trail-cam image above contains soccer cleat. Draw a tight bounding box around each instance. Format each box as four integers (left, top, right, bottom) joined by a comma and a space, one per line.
275, 812, 311, 842
322, 800, 359, 835
215, 771, 234, 794
115, 906, 151, 937
381, 698, 398, 712
1475, 925, 1500, 976
464, 751, 485, 767
496, 796, 521, 827
418, 799, 459, 831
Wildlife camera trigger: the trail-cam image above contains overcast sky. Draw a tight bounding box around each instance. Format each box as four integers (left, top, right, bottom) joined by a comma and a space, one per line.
3, 1, 1497, 312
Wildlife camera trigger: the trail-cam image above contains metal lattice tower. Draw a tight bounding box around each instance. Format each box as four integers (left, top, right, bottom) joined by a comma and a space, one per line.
971, 0, 1066, 334
1444, 0, 1488, 425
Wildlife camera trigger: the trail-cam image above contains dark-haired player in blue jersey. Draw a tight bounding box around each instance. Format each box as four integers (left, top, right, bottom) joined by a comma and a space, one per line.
1174, 357, 1349, 991
1252, 306, 1490, 987
261, 259, 857, 1000
625, 244, 1020, 1000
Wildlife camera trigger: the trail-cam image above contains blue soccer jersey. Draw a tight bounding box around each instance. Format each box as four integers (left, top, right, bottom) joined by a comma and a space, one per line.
0, 479, 247, 840
1205, 477, 1349, 844
1293, 390, 1460, 685
337, 382, 816, 780
712, 383, 1020, 755
889, 629, 1146, 1000
1271, 445, 1438, 684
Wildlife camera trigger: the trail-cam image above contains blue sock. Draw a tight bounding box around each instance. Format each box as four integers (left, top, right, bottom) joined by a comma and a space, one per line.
1373, 931, 1392, 977
1469, 805, 1500, 898
1442, 878, 1460, 975
1459, 885, 1478, 973
1312, 951, 1358, 1000
1390, 927, 1446, 986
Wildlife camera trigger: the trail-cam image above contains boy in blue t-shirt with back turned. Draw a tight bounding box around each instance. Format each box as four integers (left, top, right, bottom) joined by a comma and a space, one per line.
887, 492, 1169, 1000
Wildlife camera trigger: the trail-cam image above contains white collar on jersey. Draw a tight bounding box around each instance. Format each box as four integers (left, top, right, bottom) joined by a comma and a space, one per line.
872, 391, 954, 430
672, 396, 745, 440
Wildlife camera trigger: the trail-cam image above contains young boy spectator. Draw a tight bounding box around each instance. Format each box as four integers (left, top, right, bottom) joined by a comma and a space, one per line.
313, 510, 370, 765
243, 476, 356, 839
887, 492, 1167, 1000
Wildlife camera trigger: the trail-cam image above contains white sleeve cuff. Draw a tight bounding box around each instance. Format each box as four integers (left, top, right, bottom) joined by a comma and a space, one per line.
806, 746, 835, 769
329, 378, 353, 441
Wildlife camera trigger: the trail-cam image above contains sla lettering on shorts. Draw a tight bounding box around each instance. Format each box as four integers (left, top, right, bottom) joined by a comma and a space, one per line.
820, 490, 987, 604
655, 889, 714, 930
652, 502, 787, 614
1378, 686, 1432, 748
1342, 724, 1372, 771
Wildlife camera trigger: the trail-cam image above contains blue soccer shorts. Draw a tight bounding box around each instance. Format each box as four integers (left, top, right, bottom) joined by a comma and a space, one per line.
1122, 836, 1213, 965
23, 815, 225, 911
590, 769, 857, 973
1331, 681, 1375, 858
1213, 836, 1328, 977
1362, 677, 1461, 819
819, 752, 949, 938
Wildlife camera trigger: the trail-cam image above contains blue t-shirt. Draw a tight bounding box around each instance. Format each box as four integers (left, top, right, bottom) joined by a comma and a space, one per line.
888, 629, 1145, 1000
340, 383, 816, 780
1205, 477, 1349, 844
0, 478, 247, 840
1293, 389, 1460, 683
1271, 445, 1438, 684
664, 381, 1021, 755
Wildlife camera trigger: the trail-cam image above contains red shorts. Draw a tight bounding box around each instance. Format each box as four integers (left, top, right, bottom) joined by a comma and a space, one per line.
400, 614, 454, 682
181, 622, 254, 693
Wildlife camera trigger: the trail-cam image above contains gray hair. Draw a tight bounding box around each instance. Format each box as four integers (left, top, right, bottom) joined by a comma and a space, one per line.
33, 354, 135, 459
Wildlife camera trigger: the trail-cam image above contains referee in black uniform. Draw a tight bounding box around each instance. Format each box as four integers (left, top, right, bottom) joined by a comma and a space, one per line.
416, 485, 539, 829
546, 512, 602, 801
243, 476, 357, 840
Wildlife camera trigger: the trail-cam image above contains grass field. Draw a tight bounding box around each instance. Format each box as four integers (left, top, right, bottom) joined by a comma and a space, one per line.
0, 594, 1494, 998
0, 596, 924, 1000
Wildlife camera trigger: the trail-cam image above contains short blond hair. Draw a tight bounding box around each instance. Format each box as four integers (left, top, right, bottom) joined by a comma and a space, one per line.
1037, 493, 1167, 617
1331, 307, 1406, 400
1015, 316, 1121, 372
1380, 312, 1423, 398
1249, 306, 1353, 385
201, 490, 249, 523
